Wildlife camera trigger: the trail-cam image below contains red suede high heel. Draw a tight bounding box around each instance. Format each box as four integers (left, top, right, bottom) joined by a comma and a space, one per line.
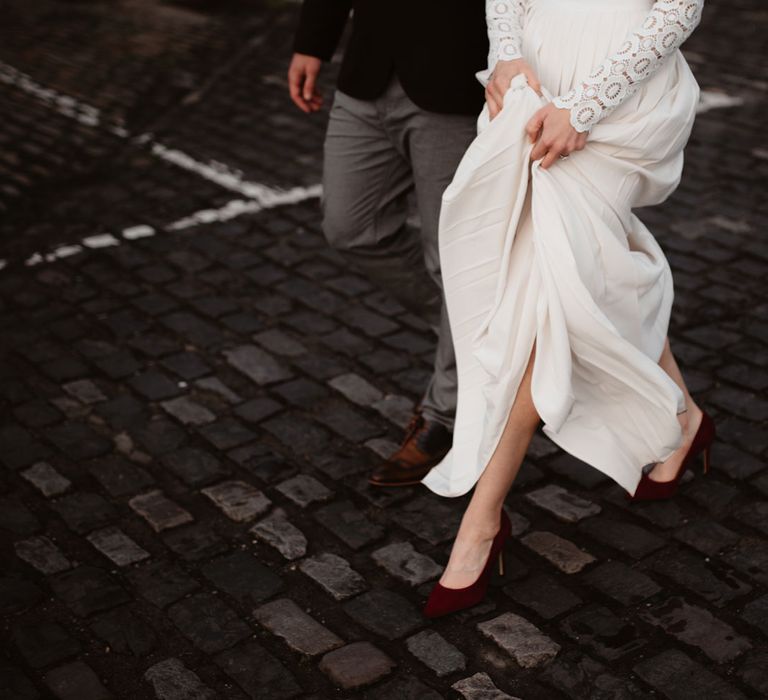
423, 509, 511, 618
628, 410, 715, 502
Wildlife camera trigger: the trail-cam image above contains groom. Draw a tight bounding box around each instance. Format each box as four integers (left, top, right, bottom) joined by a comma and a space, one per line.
289, 1, 488, 486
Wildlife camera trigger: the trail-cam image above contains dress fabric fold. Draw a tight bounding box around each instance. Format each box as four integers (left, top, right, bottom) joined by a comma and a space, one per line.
421, 0, 701, 498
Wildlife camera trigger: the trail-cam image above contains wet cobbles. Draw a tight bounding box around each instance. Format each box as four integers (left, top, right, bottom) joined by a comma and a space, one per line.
0, 0, 766, 698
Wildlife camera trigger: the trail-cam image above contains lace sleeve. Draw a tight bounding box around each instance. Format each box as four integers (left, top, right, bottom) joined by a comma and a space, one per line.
552, 0, 704, 133
487, 0, 527, 66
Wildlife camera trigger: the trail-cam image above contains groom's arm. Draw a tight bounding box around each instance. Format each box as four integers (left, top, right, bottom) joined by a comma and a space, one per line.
293, 0, 353, 61
289, 0, 352, 113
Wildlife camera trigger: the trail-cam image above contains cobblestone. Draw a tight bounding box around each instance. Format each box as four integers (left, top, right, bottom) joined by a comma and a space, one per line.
250, 509, 307, 560
14, 535, 71, 574
406, 630, 466, 677
201, 550, 282, 604
143, 658, 216, 700
580, 560, 661, 605
161, 447, 228, 487
318, 641, 395, 690
673, 518, 740, 556
371, 542, 442, 586
298, 552, 368, 601
168, 593, 252, 654
162, 523, 227, 561
50, 492, 116, 534
539, 651, 643, 699
452, 672, 519, 699
274, 473, 333, 507
503, 572, 581, 619
86, 526, 150, 566
524, 484, 601, 523
62, 378, 106, 404
20, 461, 71, 497
640, 596, 752, 663
12, 621, 81, 668
560, 605, 646, 661
50, 566, 130, 617
0, 0, 764, 697
160, 395, 215, 425
577, 516, 666, 558
198, 417, 256, 450
224, 344, 293, 385
365, 675, 442, 699
477, 613, 560, 668
254, 598, 344, 656
314, 499, 385, 550
43, 661, 111, 700
253, 328, 307, 357
129, 489, 194, 532
644, 545, 752, 606
520, 530, 597, 573
633, 649, 748, 700
343, 588, 423, 640
738, 649, 768, 696
91, 606, 157, 657
194, 376, 241, 404
372, 394, 416, 426
201, 479, 271, 522
215, 641, 301, 699
127, 561, 199, 609
328, 372, 384, 406
741, 593, 768, 637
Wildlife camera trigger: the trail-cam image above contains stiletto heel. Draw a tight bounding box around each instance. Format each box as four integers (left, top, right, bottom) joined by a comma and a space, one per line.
423, 510, 511, 618
628, 409, 715, 502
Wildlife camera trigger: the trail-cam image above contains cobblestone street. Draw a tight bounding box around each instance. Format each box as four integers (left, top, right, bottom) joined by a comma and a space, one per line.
1, 0, 767, 698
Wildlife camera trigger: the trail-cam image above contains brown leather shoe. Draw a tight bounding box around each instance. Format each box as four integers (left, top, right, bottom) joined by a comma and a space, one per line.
369, 412, 452, 487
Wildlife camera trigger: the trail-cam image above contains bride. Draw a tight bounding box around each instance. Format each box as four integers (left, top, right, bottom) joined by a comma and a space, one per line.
420, 0, 713, 617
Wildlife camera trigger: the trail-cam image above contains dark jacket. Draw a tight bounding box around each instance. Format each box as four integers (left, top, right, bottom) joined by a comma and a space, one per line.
292, 0, 489, 115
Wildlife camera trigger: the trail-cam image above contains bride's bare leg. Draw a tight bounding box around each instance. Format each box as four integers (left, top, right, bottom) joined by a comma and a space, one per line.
647, 337, 704, 481
439, 343, 541, 589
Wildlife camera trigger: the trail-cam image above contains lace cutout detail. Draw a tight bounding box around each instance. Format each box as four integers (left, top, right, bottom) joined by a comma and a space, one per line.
553, 0, 704, 132
486, 0, 526, 68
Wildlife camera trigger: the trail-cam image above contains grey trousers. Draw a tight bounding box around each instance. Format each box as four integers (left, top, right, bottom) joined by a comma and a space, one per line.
321, 75, 478, 430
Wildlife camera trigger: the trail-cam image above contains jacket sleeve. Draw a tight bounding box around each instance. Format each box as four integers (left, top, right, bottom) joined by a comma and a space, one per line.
552, 0, 704, 132
292, 0, 354, 61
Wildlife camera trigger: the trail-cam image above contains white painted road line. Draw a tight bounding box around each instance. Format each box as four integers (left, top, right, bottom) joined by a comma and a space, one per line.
697, 90, 745, 114
0, 59, 322, 271
0, 61, 129, 136
166, 188, 323, 231
22, 186, 323, 267
149, 143, 321, 204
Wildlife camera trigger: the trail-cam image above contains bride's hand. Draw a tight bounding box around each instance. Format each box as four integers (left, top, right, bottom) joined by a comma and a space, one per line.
526, 103, 588, 169
486, 59, 541, 120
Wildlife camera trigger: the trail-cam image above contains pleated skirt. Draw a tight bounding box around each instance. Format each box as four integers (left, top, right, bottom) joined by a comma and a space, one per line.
421, 0, 700, 497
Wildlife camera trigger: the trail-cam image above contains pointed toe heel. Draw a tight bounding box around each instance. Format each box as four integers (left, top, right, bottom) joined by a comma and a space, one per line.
422, 510, 511, 619
628, 409, 715, 503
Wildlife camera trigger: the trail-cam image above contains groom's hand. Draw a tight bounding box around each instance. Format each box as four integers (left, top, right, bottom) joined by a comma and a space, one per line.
288, 53, 324, 113
486, 58, 541, 120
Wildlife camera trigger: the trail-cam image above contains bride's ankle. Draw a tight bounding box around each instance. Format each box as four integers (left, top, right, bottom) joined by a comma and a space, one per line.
677, 399, 702, 435
684, 402, 703, 433
458, 509, 502, 541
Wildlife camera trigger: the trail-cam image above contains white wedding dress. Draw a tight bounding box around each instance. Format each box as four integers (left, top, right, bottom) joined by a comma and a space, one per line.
421, 0, 704, 497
